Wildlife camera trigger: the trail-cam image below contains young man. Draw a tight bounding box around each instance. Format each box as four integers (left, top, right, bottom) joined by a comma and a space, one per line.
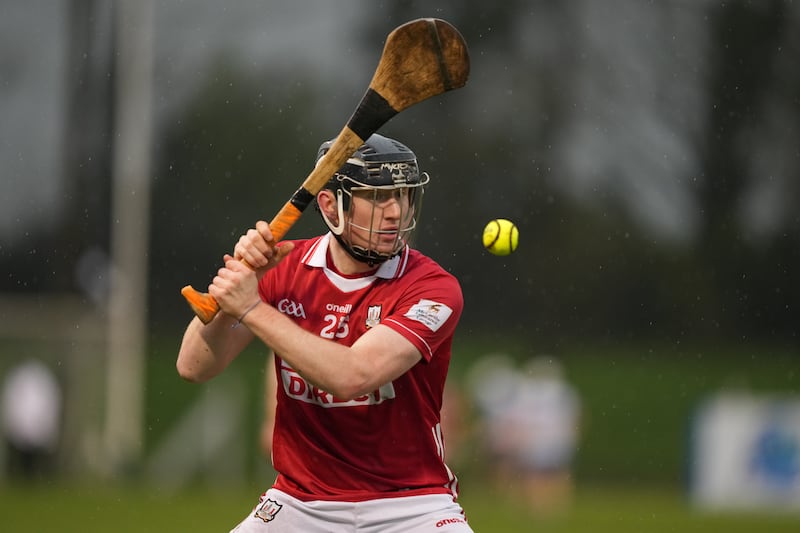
177, 134, 472, 532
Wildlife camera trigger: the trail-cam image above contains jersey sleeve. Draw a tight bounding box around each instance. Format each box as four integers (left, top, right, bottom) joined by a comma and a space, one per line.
382, 268, 463, 362
257, 239, 305, 306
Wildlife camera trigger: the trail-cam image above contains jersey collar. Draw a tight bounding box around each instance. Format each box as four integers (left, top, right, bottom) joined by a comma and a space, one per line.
302, 233, 409, 280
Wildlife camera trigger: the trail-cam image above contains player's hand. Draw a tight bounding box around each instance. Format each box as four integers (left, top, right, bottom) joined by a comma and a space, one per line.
208, 255, 260, 320
234, 220, 294, 277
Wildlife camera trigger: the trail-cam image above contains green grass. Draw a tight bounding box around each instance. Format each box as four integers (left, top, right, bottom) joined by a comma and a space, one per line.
1, 482, 798, 532
1, 482, 252, 532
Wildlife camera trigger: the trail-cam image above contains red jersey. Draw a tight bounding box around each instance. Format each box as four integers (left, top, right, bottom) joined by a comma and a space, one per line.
258, 233, 463, 502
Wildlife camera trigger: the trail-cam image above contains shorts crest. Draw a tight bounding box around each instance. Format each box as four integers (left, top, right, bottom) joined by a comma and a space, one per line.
254, 498, 283, 523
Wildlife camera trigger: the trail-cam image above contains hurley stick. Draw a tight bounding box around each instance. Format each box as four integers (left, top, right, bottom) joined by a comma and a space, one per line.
182, 18, 469, 323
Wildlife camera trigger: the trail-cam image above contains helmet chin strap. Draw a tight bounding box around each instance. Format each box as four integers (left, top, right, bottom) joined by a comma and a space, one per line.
320, 191, 388, 266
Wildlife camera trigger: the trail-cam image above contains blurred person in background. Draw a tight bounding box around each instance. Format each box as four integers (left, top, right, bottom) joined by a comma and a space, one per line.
468, 353, 581, 515
1, 358, 62, 481
259, 353, 277, 461
466, 353, 521, 489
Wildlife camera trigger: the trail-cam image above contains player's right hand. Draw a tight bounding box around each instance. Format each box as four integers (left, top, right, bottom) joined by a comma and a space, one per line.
234, 220, 294, 277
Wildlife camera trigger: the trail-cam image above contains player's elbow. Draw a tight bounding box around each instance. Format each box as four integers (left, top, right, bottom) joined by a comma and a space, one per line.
326, 370, 375, 401
176, 361, 200, 383
329, 384, 366, 402
176, 358, 211, 384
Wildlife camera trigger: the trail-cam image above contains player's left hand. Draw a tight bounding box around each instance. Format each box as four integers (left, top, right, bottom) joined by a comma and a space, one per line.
209, 254, 260, 320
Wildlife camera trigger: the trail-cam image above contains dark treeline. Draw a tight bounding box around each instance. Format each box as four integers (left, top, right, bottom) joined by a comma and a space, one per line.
3, 1, 798, 348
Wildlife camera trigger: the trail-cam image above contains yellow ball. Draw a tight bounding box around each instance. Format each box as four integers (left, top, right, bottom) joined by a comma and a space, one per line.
482, 219, 519, 256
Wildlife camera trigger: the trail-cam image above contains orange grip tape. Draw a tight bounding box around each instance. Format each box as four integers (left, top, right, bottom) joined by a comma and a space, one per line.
181, 285, 220, 324
269, 202, 303, 242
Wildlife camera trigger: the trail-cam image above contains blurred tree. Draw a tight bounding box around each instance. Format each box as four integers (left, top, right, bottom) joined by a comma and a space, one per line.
694, 0, 797, 340
149, 57, 323, 325
5, 0, 115, 294
7, 1, 796, 346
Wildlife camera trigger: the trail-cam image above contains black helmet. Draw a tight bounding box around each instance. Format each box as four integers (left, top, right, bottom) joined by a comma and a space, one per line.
316, 134, 429, 265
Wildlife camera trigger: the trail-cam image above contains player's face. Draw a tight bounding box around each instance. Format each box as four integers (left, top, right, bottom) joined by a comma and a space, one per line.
347, 187, 416, 254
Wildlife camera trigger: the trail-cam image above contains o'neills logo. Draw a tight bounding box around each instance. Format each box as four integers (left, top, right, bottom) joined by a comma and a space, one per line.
326, 302, 352, 314
436, 517, 467, 528
280, 364, 395, 407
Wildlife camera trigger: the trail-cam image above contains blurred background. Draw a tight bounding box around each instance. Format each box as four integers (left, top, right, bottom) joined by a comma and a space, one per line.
1, 0, 798, 531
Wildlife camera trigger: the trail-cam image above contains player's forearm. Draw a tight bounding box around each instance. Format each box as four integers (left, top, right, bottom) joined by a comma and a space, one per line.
242, 302, 375, 400
176, 314, 250, 383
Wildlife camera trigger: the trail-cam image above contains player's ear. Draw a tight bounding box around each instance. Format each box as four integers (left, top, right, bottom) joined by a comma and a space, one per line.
317, 190, 339, 223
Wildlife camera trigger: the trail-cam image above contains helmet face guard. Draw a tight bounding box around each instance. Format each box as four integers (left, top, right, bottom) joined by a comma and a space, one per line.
316, 134, 429, 265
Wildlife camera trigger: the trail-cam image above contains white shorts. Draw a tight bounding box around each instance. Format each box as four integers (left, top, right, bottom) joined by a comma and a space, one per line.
230, 488, 474, 533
